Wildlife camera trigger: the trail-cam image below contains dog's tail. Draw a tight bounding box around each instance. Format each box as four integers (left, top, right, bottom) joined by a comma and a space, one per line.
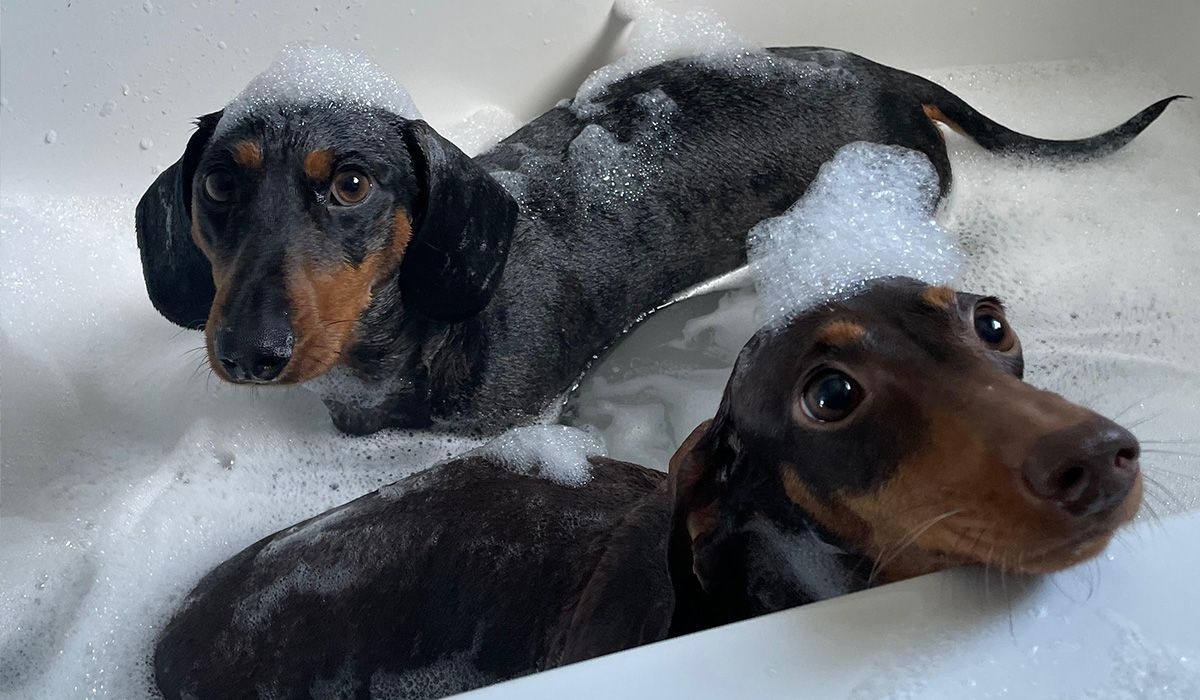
911, 76, 1188, 159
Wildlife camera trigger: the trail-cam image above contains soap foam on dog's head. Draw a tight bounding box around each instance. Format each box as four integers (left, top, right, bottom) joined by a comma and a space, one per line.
215, 44, 421, 137
747, 142, 964, 327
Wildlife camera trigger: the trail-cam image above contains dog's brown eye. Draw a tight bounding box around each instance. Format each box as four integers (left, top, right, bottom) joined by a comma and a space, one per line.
203, 169, 236, 203
974, 303, 1016, 352
801, 370, 864, 423
331, 169, 372, 206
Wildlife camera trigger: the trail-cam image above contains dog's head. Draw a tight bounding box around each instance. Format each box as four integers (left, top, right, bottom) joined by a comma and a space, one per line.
136, 104, 517, 384
669, 278, 1142, 594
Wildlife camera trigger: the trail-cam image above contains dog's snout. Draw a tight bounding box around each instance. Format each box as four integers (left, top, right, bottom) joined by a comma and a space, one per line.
1021, 420, 1141, 518
214, 322, 294, 383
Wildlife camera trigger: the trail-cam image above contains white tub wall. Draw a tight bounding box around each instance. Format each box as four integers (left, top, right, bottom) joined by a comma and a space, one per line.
1, 0, 1196, 196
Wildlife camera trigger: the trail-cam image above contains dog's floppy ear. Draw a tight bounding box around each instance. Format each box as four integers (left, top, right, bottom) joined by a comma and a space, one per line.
666, 403, 744, 633
135, 111, 222, 329
399, 120, 518, 323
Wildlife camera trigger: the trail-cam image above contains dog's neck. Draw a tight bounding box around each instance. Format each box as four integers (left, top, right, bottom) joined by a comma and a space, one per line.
670, 477, 874, 633
304, 276, 489, 435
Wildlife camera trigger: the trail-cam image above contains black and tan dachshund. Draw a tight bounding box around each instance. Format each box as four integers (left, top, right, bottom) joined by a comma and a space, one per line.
136, 48, 1176, 432
136, 47, 1182, 435
153, 278, 1143, 698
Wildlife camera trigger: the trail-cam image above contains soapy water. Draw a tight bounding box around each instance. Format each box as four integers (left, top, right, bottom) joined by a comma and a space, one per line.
2, 26, 1199, 700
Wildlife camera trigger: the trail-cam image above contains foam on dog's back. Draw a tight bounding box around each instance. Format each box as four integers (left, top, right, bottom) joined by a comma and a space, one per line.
747, 142, 964, 327
214, 44, 421, 136
472, 425, 605, 487
571, 0, 754, 116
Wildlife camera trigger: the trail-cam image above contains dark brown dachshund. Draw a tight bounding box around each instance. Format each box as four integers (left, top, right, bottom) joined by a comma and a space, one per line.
153, 278, 1142, 698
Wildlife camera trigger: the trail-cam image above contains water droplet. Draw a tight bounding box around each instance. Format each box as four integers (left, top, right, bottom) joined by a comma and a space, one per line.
121, 84, 131, 96
139, 137, 154, 150
142, 0, 153, 13
217, 40, 227, 50
44, 130, 58, 144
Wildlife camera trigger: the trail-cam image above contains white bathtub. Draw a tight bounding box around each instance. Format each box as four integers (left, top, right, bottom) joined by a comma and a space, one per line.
2, 1, 1198, 698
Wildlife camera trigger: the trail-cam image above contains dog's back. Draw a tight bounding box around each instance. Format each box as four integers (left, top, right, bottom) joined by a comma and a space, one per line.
153, 456, 669, 699
459, 47, 1179, 428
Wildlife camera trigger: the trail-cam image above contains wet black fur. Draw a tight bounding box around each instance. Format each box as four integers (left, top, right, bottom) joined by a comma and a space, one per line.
136, 47, 1180, 435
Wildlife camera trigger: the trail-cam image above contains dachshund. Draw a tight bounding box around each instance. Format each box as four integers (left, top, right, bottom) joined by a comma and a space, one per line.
134, 47, 1181, 435
152, 278, 1143, 698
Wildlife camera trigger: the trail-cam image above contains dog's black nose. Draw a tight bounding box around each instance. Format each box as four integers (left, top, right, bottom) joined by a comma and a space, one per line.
1021, 420, 1140, 518
214, 324, 294, 383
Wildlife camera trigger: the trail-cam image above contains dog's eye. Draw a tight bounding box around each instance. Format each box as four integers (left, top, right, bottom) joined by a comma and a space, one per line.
331, 170, 372, 206
203, 169, 236, 203
801, 370, 864, 423
974, 303, 1016, 352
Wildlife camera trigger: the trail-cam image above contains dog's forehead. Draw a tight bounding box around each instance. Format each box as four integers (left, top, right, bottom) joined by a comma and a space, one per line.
775, 281, 967, 357
207, 106, 406, 162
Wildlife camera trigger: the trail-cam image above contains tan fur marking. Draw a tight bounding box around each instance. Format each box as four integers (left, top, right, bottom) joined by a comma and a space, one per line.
921, 285, 957, 310
232, 140, 263, 169
278, 209, 414, 383
816, 320, 867, 347
922, 104, 967, 137
303, 148, 336, 181
779, 466, 872, 549
815, 406, 1142, 583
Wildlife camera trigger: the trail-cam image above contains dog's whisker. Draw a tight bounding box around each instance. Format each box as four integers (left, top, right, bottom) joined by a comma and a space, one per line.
867, 509, 962, 586
1136, 438, 1200, 447
1141, 448, 1200, 461
1107, 393, 1158, 422
1124, 408, 1169, 430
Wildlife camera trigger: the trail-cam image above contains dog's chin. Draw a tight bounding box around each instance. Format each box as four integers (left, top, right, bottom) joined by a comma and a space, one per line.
881, 477, 1143, 582
955, 476, 1144, 576
1007, 477, 1143, 574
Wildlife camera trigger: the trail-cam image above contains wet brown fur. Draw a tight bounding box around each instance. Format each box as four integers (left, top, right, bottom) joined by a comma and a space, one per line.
232, 140, 264, 170
920, 285, 957, 310
303, 148, 335, 181
282, 212, 413, 382
816, 320, 867, 347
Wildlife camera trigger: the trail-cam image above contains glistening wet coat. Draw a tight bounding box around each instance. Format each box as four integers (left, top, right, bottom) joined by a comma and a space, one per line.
134, 46, 1181, 435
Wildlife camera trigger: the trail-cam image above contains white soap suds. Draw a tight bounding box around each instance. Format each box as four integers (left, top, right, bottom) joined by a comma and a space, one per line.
471, 425, 606, 487
446, 106, 523, 157
493, 87, 681, 228
214, 44, 421, 137
571, 0, 755, 115
747, 141, 962, 327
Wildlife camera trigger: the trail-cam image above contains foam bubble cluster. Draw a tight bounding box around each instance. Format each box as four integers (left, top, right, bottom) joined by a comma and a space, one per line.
572, 0, 755, 115
214, 44, 421, 137
747, 141, 963, 327
472, 425, 606, 487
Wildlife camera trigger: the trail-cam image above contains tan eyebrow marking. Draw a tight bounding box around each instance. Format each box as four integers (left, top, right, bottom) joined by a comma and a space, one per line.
303, 148, 336, 181
816, 320, 867, 347
231, 140, 263, 169
921, 286, 957, 310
